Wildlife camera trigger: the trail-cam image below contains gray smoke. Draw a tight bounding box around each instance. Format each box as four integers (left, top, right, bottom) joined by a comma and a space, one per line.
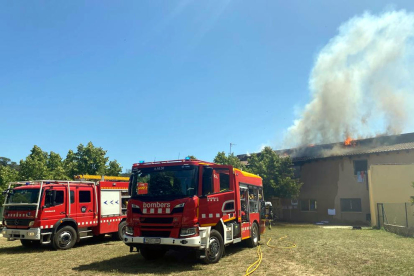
286, 10, 414, 147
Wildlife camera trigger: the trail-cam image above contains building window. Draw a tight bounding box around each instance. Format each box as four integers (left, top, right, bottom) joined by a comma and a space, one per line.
341, 198, 362, 212
353, 160, 367, 175
300, 199, 317, 211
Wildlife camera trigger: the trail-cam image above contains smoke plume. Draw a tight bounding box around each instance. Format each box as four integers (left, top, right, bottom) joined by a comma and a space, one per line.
286, 10, 414, 147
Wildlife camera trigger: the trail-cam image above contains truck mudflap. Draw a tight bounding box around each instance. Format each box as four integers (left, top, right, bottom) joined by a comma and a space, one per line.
2, 227, 41, 241
123, 235, 202, 247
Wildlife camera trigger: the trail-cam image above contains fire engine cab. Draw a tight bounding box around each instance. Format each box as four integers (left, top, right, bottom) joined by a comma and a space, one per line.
124, 159, 265, 263
2, 177, 130, 249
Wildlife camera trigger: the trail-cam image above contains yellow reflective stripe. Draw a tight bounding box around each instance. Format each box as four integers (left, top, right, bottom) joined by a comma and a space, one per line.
223, 217, 236, 223
242, 236, 251, 240
234, 169, 261, 179
75, 175, 130, 181
200, 223, 216, 227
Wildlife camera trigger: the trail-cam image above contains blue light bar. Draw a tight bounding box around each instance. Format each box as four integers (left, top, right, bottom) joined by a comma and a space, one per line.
185, 156, 191, 160
139, 160, 145, 164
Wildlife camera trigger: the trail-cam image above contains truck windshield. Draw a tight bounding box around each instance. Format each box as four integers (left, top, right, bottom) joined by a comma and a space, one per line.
130, 165, 198, 199
7, 189, 40, 204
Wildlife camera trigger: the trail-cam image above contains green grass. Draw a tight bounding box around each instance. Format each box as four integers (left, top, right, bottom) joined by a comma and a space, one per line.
0, 224, 413, 275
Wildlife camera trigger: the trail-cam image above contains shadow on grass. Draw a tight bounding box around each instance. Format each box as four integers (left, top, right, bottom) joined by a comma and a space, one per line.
73, 241, 250, 274
0, 236, 119, 254
72, 250, 202, 275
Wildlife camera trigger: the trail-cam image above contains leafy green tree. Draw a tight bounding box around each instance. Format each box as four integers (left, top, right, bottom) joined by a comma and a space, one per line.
47, 152, 69, 180
106, 160, 122, 176
63, 150, 77, 179
0, 165, 19, 205
63, 142, 121, 177
19, 145, 50, 180
213, 151, 246, 170
246, 147, 302, 199
187, 155, 197, 160
0, 157, 19, 170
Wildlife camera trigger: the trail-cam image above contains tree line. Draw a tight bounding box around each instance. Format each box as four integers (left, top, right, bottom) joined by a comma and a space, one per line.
0, 144, 301, 205
0, 142, 122, 203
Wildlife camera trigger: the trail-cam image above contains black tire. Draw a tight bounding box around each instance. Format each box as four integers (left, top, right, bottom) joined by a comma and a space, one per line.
52, 226, 77, 250
203, 229, 224, 264
140, 246, 167, 260
118, 221, 127, 241
20, 239, 41, 248
247, 222, 259, 248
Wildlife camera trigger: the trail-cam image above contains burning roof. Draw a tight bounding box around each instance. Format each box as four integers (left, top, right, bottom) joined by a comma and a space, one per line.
238, 132, 414, 164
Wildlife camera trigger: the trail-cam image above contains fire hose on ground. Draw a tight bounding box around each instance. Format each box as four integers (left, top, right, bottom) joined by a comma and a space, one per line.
244, 236, 297, 276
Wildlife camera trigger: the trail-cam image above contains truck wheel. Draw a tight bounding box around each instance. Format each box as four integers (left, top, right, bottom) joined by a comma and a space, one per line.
203, 230, 224, 264
52, 226, 77, 250
140, 246, 167, 260
20, 239, 41, 248
247, 223, 259, 248
117, 221, 127, 241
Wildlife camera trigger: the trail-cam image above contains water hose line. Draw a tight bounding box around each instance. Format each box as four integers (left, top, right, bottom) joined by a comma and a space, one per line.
244, 236, 297, 275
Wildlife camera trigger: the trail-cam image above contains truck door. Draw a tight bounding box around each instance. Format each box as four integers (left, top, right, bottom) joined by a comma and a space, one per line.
198, 165, 235, 226
41, 187, 67, 227
76, 187, 94, 226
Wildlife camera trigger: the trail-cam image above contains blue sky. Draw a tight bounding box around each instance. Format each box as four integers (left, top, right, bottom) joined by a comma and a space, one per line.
1, 1, 414, 171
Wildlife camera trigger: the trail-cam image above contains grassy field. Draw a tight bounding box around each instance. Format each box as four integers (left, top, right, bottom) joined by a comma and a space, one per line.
0, 224, 413, 276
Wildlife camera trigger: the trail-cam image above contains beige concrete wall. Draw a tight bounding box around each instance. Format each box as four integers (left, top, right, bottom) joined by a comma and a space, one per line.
368, 164, 414, 227
281, 150, 414, 225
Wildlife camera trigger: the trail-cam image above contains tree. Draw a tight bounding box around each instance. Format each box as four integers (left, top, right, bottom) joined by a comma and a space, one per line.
246, 147, 302, 199
47, 152, 69, 180
63, 142, 121, 177
0, 163, 19, 205
187, 155, 197, 160
63, 150, 77, 179
213, 151, 246, 170
0, 157, 19, 170
19, 145, 50, 180
106, 160, 122, 176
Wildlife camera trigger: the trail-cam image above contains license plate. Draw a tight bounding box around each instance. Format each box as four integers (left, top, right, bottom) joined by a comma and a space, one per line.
144, 238, 161, 244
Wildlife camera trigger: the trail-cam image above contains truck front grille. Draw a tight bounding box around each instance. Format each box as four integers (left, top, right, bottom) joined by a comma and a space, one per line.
5, 219, 31, 227
141, 217, 173, 224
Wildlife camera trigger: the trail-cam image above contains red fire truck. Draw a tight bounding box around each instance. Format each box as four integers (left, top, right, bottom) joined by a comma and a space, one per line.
1, 177, 130, 249
123, 159, 265, 263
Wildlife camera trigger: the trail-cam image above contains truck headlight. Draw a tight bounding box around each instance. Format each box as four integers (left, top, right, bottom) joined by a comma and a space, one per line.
2, 229, 6, 235
180, 227, 198, 237
28, 231, 35, 237
29, 221, 34, 227
126, 226, 134, 235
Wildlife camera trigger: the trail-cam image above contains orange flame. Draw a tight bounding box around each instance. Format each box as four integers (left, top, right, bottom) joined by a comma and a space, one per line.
344, 137, 354, 146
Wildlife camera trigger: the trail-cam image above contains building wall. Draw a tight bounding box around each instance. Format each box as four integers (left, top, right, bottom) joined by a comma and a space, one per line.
280, 150, 414, 225
368, 164, 414, 227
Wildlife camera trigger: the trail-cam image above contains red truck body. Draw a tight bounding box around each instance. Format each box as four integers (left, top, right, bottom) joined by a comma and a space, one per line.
124, 159, 265, 263
2, 180, 129, 249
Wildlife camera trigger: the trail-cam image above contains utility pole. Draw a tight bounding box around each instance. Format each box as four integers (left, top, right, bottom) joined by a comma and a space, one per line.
229, 143, 236, 156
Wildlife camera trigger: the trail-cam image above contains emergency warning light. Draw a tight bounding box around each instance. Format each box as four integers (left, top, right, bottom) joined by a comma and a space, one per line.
185, 156, 191, 160
139, 160, 145, 164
